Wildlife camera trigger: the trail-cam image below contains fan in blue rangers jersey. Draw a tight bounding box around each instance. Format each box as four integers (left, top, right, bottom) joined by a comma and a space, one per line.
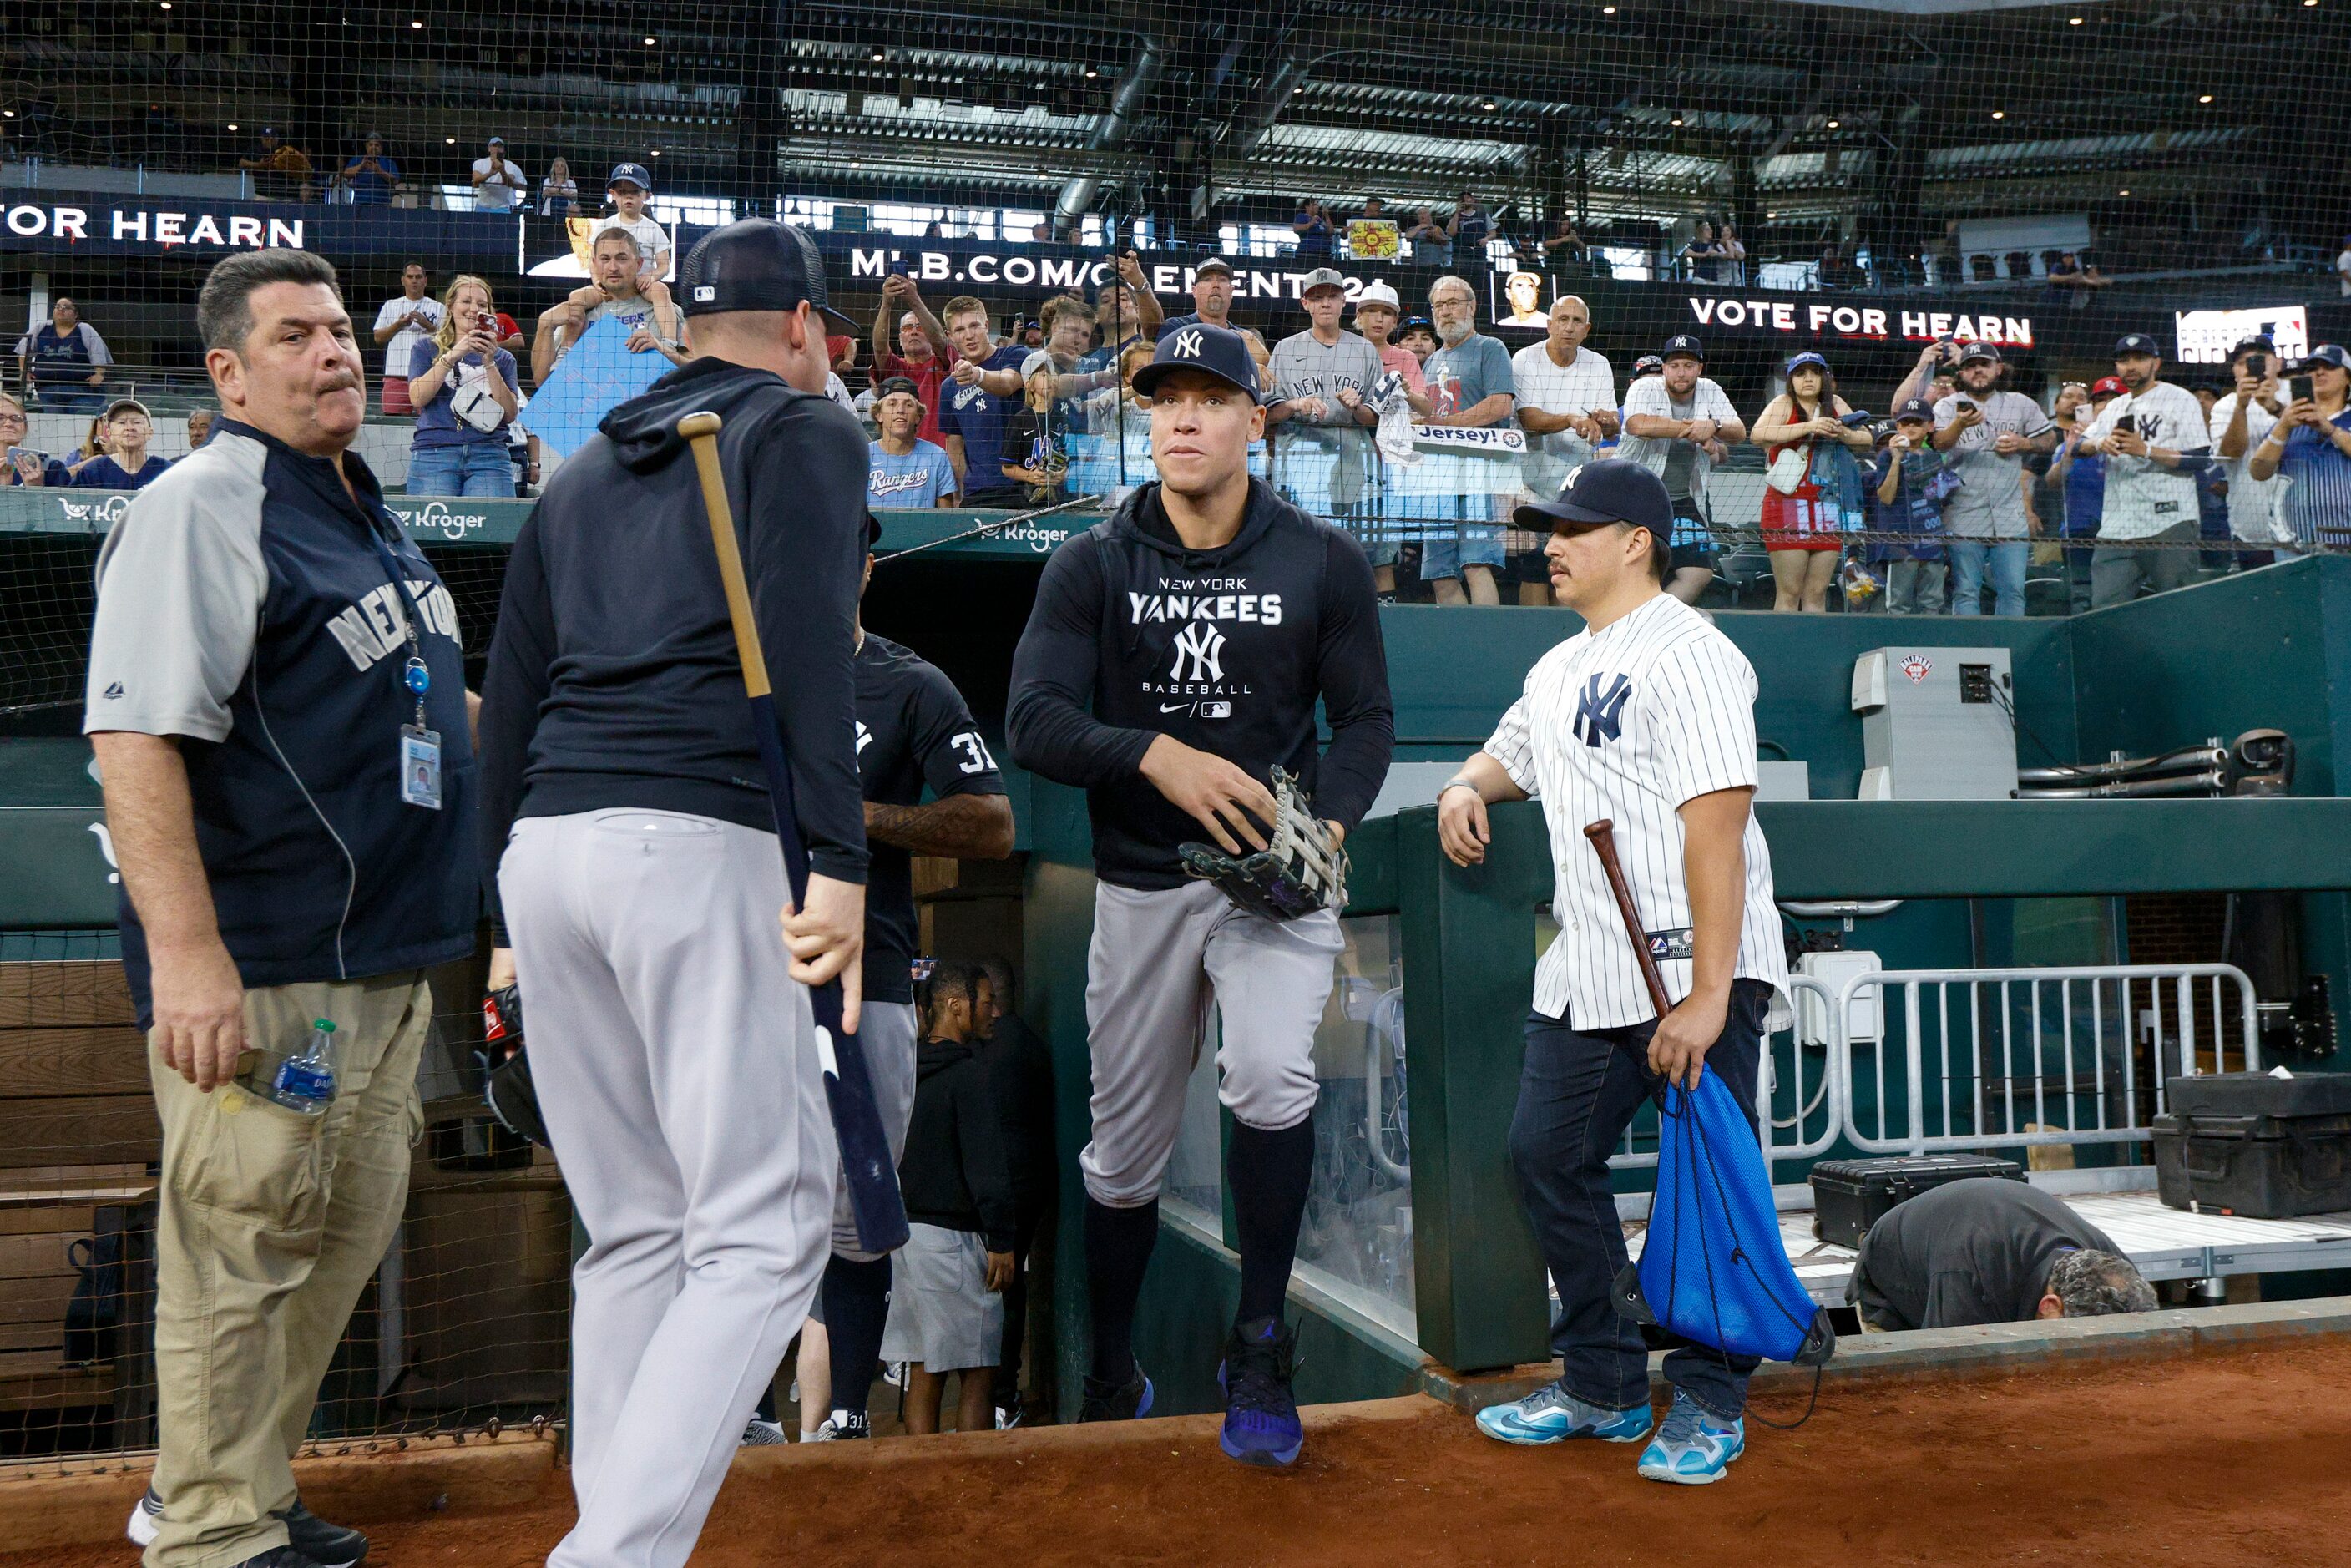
756, 515, 1015, 1446
1007, 321, 1393, 1469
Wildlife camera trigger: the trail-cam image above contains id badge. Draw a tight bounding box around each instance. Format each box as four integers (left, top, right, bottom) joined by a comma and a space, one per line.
399, 725, 443, 809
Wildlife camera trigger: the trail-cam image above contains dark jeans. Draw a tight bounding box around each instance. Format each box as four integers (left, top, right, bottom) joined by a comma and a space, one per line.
1509, 978, 1772, 1420
993, 1201, 1044, 1406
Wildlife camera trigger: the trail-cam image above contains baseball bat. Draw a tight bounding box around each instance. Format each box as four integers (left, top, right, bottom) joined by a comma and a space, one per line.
1582, 818, 1676, 1023
677, 409, 910, 1256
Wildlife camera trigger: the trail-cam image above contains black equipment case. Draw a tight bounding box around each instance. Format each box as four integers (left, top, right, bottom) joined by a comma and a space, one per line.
1807, 1155, 2026, 1247
2153, 1071, 2351, 1219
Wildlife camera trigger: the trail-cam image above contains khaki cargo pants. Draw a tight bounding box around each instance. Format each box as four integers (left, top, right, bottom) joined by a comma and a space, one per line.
144, 972, 430, 1568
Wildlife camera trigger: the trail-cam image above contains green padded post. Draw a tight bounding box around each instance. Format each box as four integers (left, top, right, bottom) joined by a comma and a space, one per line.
1397, 800, 1552, 1374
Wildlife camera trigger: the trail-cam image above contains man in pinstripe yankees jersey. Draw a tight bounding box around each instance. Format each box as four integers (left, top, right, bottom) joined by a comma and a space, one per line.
1435, 458, 1791, 1487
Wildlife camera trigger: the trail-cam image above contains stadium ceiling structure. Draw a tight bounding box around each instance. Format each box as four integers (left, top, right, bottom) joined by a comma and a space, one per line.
4, 0, 2345, 252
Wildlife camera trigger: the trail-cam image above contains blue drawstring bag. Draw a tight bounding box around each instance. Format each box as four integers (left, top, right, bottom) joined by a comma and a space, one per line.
1613, 1070, 1837, 1370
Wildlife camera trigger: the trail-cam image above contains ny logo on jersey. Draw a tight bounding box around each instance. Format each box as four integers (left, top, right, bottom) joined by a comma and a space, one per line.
1169, 622, 1226, 684
1173, 328, 1205, 359
1573, 672, 1632, 747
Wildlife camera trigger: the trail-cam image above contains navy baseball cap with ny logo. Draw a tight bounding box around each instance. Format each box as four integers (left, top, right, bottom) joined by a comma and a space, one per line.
1131, 321, 1264, 402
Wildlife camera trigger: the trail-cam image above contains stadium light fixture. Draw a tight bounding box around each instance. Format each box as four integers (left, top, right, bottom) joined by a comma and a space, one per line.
1991, 109, 2005, 119
649, 149, 660, 157
1084, 63, 1100, 78
645, 36, 656, 45
410, 18, 422, 28
225, 122, 236, 130
2197, 94, 2213, 103
1826, 118, 1840, 129
1481, 97, 1499, 111
1602, 4, 1616, 12
2069, 13, 2083, 21
2118, 187, 2131, 195
869, 42, 887, 62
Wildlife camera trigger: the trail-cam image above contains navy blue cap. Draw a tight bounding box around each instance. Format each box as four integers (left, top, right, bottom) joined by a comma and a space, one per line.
875, 376, 920, 400
2114, 333, 2162, 358
1399, 315, 1435, 333
2228, 335, 2276, 360
1131, 321, 1262, 401
1662, 334, 1705, 362
1513, 458, 1674, 539
1958, 341, 2000, 364
1895, 397, 1934, 421
678, 219, 858, 330
608, 162, 652, 190
1785, 350, 1831, 377
2301, 344, 2351, 372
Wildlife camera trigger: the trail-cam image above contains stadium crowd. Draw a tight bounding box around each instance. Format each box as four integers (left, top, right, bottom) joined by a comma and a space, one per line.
8, 197, 2347, 613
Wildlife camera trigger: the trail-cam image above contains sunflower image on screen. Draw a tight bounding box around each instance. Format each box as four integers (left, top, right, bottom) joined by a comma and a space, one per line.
1500, 270, 1548, 326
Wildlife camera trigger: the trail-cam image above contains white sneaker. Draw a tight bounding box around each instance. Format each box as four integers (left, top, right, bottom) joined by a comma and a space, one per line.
127, 1488, 164, 1547
741, 1419, 791, 1446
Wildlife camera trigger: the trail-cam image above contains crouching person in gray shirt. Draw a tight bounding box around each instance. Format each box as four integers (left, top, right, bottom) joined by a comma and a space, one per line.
87, 250, 479, 1568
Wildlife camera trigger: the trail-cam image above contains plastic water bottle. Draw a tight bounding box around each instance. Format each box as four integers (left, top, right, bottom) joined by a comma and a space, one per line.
252, 1018, 339, 1115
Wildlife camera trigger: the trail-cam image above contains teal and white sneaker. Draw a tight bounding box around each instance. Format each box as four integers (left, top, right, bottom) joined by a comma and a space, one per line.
1636, 1390, 1746, 1485
1475, 1381, 1652, 1446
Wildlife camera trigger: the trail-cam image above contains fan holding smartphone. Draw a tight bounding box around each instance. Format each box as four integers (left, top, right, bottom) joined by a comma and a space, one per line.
2211, 335, 2292, 551
2247, 344, 2351, 547
2075, 332, 2209, 608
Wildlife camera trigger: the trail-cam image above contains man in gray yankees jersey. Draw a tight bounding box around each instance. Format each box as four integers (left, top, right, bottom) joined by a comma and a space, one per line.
1266, 268, 1384, 521
1436, 458, 1791, 1488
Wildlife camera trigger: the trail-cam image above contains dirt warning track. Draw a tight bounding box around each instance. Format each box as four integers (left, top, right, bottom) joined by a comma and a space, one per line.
9, 1338, 2346, 1567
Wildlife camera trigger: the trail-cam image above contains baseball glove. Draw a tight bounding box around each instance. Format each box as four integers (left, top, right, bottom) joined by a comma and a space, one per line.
475, 983, 550, 1147
1178, 766, 1349, 923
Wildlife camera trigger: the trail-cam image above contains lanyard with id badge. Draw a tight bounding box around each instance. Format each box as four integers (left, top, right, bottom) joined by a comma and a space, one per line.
363, 529, 444, 810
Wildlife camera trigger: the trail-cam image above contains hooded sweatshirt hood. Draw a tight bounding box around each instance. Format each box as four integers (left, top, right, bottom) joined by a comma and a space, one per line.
599, 355, 797, 475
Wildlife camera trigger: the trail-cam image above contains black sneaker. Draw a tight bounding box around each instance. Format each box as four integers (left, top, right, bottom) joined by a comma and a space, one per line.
283, 1500, 367, 1568
814, 1409, 871, 1440
133, 1491, 361, 1568
1079, 1363, 1155, 1422
234, 1550, 324, 1568
1218, 1315, 1303, 1468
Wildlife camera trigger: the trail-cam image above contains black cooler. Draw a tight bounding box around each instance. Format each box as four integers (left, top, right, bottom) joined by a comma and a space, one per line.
1807, 1155, 2026, 1247
2153, 1071, 2351, 1219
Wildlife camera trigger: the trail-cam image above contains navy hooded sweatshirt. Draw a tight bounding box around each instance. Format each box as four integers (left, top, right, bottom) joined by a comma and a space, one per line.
478, 355, 868, 887
1005, 478, 1393, 889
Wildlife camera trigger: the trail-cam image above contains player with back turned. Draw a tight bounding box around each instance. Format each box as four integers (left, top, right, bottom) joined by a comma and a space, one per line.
1436, 459, 1791, 1487
745, 518, 1017, 1446
475, 219, 867, 1567
1007, 323, 1393, 1468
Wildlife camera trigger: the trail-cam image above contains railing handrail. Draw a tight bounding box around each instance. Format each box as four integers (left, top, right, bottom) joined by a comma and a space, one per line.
1832, 962, 2261, 1157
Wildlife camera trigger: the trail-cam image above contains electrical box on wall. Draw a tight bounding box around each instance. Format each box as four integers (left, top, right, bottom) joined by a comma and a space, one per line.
1796, 949, 1882, 1048
1852, 647, 2018, 802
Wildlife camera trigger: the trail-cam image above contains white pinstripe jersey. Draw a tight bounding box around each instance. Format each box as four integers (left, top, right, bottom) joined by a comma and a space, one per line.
2083, 382, 2205, 540
1484, 592, 1791, 1032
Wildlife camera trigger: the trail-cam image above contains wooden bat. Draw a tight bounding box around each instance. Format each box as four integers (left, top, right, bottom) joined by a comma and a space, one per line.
677, 408, 910, 1256
1582, 818, 1675, 1022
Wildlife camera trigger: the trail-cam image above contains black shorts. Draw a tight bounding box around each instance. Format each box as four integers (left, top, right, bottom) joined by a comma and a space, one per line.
1510, 547, 1553, 585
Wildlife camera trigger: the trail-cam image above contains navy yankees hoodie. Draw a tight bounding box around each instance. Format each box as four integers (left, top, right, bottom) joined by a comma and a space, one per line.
1006, 478, 1394, 889
478, 356, 868, 886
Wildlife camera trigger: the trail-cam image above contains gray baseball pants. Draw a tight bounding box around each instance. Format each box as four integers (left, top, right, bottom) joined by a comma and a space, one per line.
499, 809, 835, 1568
1079, 878, 1343, 1209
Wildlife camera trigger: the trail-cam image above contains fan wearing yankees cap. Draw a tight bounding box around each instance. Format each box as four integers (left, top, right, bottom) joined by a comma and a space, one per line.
1007, 321, 1393, 1469
1438, 458, 1790, 1487
477, 217, 869, 1567
2072, 332, 2212, 607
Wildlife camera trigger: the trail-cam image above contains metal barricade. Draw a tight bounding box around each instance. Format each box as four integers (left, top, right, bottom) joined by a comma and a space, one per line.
1609, 974, 1843, 1174
1833, 964, 2260, 1156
